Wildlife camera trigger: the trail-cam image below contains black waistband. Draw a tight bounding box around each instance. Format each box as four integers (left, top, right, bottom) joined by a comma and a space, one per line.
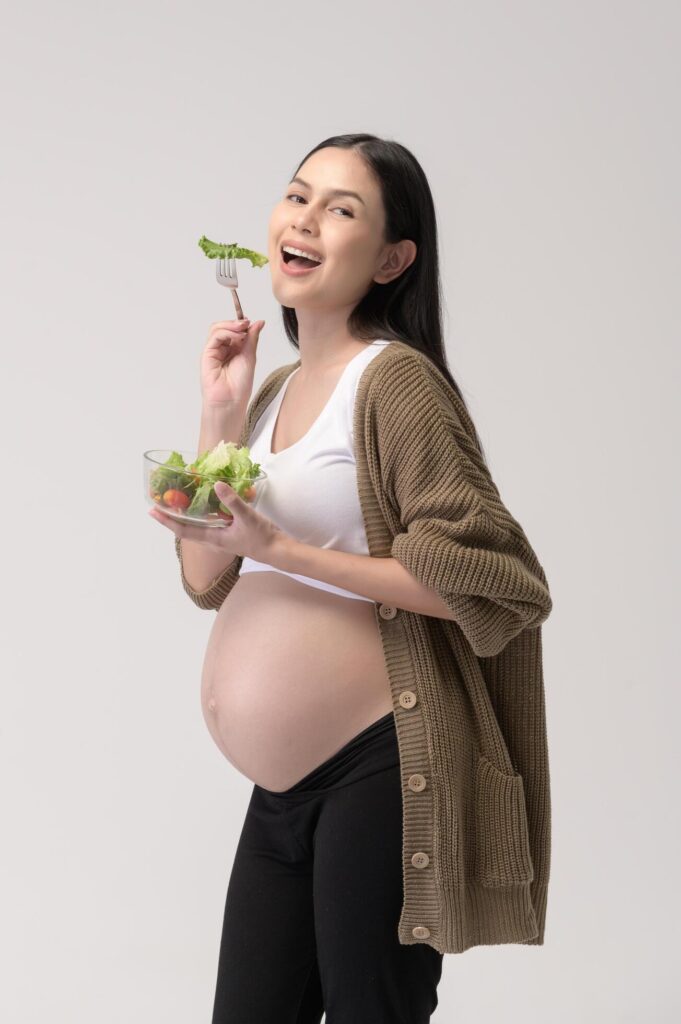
276, 711, 398, 796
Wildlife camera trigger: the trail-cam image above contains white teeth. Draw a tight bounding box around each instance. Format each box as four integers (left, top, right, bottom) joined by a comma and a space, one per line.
282, 245, 322, 263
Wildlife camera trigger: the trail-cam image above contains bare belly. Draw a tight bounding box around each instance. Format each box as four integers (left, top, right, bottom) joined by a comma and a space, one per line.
200, 570, 394, 792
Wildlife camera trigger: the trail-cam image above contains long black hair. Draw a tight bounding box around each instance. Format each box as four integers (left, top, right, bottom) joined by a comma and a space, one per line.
280, 132, 489, 464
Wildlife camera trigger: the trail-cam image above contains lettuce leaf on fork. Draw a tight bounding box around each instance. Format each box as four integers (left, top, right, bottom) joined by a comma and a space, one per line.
198, 236, 268, 268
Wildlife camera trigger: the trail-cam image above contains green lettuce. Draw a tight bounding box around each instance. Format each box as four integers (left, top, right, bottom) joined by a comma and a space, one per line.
198, 236, 268, 268
148, 450, 189, 497
150, 443, 262, 517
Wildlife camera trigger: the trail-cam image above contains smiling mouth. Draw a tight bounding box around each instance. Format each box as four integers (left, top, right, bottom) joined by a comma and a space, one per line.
281, 248, 323, 269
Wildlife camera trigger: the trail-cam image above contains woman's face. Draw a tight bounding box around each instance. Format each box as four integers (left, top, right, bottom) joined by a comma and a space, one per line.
268, 147, 392, 313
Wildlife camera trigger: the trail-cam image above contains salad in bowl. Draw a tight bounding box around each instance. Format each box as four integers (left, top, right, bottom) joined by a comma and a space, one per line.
143, 441, 266, 527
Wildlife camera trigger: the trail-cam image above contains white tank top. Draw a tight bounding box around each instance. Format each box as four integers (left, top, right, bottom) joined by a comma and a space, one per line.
239, 339, 393, 601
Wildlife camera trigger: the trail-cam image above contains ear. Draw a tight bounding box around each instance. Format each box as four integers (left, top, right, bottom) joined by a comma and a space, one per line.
373, 239, 417, 285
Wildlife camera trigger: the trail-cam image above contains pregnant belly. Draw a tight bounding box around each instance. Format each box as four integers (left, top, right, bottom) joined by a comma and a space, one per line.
200, 570, 394, 792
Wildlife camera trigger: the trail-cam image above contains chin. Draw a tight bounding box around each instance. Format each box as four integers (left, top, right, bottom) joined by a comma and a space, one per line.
271, 282, 293, 305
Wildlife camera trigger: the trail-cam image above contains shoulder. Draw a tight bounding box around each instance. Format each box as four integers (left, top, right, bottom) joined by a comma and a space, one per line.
360, 340, 470, 440
365, 340, 438, 382
357, 341, 493, 495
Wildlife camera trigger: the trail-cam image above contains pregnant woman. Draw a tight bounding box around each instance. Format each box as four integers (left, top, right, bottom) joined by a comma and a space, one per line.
149, 134, 554, 1024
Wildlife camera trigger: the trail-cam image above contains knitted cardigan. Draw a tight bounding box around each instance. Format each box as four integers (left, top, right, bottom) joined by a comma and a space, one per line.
174, 340, 553, 955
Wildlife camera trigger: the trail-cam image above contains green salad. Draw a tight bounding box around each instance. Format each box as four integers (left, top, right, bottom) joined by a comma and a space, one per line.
149, 441, 262, 517
198, 236, 268, 268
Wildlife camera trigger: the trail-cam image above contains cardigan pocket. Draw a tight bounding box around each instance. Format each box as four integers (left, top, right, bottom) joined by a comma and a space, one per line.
473, 754, 534, 886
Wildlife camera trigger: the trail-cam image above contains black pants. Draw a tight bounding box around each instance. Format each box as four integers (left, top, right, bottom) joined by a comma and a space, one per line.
212, 711, 444, 1023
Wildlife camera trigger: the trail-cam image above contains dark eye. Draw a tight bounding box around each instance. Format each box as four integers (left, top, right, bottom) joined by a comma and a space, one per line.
286, 194, 353, 218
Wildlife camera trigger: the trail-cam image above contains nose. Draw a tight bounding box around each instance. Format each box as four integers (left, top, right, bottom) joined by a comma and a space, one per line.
292, 205, 317, 234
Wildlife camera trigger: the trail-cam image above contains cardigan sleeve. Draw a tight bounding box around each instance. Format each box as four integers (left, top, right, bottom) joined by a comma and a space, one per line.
174, 537, 242, 611
374, 354, 553, 657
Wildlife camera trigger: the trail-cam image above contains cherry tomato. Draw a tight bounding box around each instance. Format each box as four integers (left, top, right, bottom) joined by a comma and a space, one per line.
162, 488, 191, 510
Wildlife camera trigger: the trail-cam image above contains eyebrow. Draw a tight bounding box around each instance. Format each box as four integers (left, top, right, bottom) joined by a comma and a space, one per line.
288, 176, 366, 207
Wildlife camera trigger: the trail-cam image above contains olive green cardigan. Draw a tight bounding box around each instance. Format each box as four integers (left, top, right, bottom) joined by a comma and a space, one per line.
174, 340, 553, 955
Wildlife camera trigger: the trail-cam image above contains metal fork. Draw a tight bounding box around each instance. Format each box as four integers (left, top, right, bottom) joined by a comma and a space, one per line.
215, 258, 245, 320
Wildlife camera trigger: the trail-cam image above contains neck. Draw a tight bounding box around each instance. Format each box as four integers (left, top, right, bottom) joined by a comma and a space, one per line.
293, 306, 370, 376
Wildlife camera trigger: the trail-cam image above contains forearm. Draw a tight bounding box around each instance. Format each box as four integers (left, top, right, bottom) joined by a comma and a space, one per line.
269, 536, 456, 620
180, 403, 248, 592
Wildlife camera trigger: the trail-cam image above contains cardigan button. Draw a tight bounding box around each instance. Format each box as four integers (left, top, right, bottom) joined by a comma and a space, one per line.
398, 690, 417, 709
408, 773, 426, 792
412, 925, 431, 939
411, 851, 430, 869
378, 603, 398, 619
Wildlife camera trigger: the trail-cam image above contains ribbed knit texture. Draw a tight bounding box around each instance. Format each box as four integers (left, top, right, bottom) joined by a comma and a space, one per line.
174, 341, 553, 955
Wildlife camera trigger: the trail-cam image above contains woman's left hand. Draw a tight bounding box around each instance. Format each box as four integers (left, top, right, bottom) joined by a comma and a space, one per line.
147, 481, 288, 562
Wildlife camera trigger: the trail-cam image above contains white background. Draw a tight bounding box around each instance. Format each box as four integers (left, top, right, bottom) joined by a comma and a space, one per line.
1, 1, 678, 1020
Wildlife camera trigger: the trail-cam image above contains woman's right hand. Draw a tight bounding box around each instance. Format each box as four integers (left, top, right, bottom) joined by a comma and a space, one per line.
200, 318, 266, 410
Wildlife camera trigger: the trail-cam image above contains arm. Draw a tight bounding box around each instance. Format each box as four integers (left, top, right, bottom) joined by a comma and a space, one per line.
266, 538, 458, 618
173, 362, 296, 610
175, 403, 247, 609
370, 354, 553, 657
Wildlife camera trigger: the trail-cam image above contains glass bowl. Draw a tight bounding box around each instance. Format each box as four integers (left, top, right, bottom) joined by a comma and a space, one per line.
143, 449, 267, 528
